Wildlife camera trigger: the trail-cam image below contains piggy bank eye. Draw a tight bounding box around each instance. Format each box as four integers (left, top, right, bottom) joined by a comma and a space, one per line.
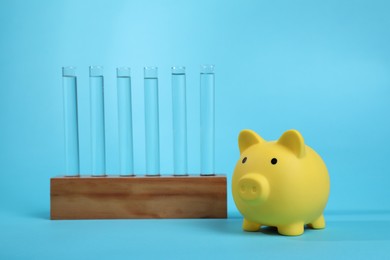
242, 157, 247, 164
271, 158, 278, 165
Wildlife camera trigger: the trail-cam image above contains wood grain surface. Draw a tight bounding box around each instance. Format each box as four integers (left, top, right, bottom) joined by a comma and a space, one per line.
51, 175, 227, 220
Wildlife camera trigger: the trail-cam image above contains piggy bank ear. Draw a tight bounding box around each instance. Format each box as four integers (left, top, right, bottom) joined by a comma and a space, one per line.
238, 130, 265, 153
277, 129, 306, 158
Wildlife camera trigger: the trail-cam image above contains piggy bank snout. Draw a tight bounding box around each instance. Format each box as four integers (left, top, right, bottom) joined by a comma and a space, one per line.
238, 174, 269, 202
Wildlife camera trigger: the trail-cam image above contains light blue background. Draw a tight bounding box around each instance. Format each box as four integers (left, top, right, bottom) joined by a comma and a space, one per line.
1, 0, 389, 258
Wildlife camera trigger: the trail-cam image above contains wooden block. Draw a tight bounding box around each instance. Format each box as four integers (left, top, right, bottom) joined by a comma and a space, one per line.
51, 175, 227, 220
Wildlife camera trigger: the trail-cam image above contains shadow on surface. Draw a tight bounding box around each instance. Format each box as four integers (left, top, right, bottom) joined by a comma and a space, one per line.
28, 209, 50, 220
326, 209, 390, 215
298, 220, 390, 242
194, 217, 390, 242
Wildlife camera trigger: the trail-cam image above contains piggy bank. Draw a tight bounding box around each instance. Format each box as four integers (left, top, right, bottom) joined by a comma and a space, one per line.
232, 129, 330, 236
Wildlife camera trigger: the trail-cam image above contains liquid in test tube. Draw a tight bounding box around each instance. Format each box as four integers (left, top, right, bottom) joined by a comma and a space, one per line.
90, 66, 106, 176
200, 65, 215, 175
62, 67, 80, 177
171, 66, 188, 175
144, 67, 160, 176
117, 67, 134, 176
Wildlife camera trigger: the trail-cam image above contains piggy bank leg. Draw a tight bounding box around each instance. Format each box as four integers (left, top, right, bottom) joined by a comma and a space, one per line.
242, 218, 261, 232
308, 214, 325, 229
277, 223, 304, 236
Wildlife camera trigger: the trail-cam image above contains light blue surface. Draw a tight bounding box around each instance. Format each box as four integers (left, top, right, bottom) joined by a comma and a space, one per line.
1, 212, 390, 259
0, 0, 390, 258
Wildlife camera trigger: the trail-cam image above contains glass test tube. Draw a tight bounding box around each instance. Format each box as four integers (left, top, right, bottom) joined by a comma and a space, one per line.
200, 65, 215, 175
144, 67, 160, 175
117, 67, 134, 176
171, 66, 188, 175
62, 67, 80, 176
90, 66, 106, 176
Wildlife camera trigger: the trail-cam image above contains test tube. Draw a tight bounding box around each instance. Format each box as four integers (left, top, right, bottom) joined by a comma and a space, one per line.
200, 65, 215, 175
144, 67, 160, 176
117, 67, 134, 176
89, 66, 106, 176
62, 67, 80, 176
171, 66, 188, 175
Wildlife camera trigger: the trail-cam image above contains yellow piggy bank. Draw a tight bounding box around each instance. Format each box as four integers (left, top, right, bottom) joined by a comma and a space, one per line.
232, 129, 330, 236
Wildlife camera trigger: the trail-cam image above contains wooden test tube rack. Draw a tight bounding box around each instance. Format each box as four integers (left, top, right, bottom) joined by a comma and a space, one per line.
56, 66, 225, 220
51, 175, 227, 220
